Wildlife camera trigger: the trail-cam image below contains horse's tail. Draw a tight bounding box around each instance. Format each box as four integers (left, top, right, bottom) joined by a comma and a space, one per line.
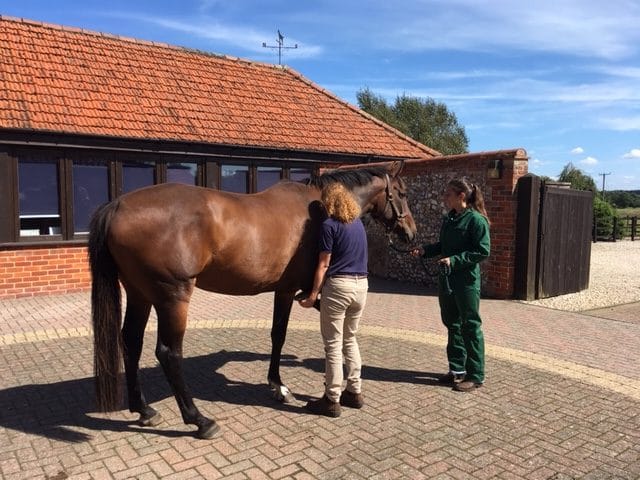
88, 200, 122, 412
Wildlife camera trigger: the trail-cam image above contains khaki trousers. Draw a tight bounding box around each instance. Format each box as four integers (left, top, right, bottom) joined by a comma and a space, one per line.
320, 276, 368, 402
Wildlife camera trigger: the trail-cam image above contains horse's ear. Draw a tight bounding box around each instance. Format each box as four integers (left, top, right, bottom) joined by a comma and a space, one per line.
388, 160, 405, 178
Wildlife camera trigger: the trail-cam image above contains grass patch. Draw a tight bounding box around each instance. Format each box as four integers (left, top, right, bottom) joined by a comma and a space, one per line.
616, 207, 640, 217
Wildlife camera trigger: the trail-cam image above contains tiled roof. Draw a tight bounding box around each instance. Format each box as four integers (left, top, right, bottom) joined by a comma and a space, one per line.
0, 16, 439, 159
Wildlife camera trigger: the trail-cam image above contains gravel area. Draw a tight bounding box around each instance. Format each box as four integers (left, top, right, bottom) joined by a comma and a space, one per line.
523, 240, 640, 312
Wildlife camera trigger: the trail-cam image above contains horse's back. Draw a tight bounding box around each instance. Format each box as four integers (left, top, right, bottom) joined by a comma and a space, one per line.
106, 182, 319, 298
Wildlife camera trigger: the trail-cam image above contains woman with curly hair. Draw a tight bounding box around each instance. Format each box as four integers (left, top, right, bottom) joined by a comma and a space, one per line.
299, 183, 369, 417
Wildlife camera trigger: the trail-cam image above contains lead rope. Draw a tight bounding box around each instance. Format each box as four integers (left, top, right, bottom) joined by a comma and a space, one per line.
386, 234, 453, 294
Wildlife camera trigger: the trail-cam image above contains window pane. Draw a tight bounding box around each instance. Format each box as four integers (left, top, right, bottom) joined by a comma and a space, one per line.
123, 162, 154, 193
290, 168, 313, 183
18, 160, 61, 236
221, 165, 248, 193
73, 161, 109, 234
257, 167, 281, 192
167, 162, 198, 185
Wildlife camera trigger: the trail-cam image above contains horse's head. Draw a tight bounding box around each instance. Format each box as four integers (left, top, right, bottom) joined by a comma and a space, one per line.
368, 162, 417, 243
312, 162, 417, 242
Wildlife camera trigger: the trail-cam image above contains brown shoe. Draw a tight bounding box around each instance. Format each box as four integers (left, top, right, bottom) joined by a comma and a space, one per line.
453, 380, 482, 392
305, 395, 341, 417
437, 372, 465, 385
340, 390, 364, 409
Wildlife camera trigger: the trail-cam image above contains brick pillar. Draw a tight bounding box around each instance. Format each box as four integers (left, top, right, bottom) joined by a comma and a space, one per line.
483, 153, 528, 298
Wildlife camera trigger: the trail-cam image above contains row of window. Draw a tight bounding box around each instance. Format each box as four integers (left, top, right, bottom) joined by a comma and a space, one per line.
14, 157, 313, 240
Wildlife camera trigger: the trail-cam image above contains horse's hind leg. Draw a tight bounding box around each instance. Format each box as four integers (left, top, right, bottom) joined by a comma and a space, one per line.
121, 291, 161, 427
267, 290, 296, 403
155, 297, 219, 439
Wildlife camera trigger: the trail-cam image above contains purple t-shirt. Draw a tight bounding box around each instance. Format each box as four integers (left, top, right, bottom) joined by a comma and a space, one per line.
319, 217, 368, 277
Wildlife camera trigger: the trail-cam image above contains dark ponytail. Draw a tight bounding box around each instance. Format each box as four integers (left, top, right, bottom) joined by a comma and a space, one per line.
448, 178, 490, 225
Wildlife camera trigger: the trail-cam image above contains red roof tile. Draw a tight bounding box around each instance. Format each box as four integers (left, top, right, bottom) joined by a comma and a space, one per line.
0, 16, 439, 159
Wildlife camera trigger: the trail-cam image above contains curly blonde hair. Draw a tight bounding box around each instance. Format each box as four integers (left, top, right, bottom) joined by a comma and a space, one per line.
321, 183, 360, 223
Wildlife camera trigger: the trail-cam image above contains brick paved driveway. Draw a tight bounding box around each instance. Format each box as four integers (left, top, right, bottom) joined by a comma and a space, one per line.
1, 279, 639, 479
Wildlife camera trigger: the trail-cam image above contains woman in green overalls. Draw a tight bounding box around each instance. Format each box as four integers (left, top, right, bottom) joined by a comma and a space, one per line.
411, 178, 490, 392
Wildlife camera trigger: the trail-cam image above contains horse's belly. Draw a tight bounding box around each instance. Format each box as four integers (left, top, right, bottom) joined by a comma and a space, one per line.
194, 269, 282, 295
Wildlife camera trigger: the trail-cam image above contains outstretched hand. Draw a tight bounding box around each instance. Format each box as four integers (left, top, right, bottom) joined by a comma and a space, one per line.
298, 297, 316, 309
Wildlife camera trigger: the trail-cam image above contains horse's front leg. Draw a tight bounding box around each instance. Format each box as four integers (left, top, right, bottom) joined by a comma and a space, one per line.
268, 290, 296, 403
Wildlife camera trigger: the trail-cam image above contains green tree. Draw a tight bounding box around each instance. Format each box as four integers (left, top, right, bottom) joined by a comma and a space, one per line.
557, 163, 597, 191
607, 190, 640, 208
356, 88, 469, 155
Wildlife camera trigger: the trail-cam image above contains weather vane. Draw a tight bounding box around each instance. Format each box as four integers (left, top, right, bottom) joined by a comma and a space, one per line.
262, 30, 298, 65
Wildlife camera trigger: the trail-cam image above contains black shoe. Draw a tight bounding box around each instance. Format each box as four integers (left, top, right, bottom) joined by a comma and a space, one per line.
437, 372, 465, 385
340, 390, 364, 409
305, 395, 341, 417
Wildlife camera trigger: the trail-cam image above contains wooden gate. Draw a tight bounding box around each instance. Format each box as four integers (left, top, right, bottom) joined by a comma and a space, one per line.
514, 175, 593, 300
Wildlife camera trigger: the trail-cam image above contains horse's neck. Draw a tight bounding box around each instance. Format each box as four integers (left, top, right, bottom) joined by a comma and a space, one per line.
350, 179, 385, 213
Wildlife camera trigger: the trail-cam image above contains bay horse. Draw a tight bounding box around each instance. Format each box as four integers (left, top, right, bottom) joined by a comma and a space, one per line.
88, 161, 417, 439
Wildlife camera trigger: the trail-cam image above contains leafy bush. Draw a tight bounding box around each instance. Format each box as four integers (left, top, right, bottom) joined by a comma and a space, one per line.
593, 196, 615, 238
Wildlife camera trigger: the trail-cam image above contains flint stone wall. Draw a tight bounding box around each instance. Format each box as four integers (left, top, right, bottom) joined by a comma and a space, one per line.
366, 149, 528, 299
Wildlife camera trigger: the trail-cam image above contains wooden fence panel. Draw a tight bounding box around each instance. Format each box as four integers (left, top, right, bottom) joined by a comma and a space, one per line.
514, 175, 541, 300
537, 186, 593, 299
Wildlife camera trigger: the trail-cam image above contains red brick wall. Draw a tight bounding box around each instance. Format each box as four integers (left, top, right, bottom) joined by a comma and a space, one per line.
0, 245, 90, 299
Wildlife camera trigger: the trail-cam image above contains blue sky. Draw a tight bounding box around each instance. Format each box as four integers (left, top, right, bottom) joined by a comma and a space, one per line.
3, 0, 640, 190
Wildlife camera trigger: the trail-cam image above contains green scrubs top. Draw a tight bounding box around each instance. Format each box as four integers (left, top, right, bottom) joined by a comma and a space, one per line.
423, 209, 491, 292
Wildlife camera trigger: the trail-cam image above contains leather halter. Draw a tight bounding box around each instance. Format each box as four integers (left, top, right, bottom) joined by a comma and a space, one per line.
384, 173, 407, 225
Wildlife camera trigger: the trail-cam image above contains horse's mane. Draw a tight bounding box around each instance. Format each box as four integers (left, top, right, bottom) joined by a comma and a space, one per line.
308, 167, 388, 189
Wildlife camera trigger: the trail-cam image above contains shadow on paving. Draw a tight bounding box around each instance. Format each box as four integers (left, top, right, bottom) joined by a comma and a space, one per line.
0, 349, 446, 443
367, 275, 436, 295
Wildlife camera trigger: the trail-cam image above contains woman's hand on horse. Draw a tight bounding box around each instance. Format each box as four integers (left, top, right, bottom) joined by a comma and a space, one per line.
298, 296, 317, 309
410, 247, 424, 257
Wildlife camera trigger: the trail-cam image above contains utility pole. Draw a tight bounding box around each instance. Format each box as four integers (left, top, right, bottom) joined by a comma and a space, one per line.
599, 172, 611, 200
262, 30, 298, 65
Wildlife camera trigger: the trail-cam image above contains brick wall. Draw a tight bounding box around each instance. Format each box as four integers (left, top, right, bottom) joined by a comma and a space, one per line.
0, 245, 90, 299
366, 149, 528, 299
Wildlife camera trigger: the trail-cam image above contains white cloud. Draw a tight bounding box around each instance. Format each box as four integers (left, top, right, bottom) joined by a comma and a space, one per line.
600, 116, 640, 131
571, 147, 584, 154
581, 156, 599, 165
590, 65, 640, 79
623, 149, 640, 159
102, 13, 323, 58
371, 0, 640, 60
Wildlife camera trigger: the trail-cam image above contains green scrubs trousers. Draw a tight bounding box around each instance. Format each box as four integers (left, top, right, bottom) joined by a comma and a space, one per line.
438, 286, 485, 383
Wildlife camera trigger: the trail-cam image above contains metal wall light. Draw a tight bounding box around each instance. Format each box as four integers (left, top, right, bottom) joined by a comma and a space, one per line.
487, 159, 503, 179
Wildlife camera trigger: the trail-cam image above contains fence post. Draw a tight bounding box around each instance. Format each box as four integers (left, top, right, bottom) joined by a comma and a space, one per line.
612, 216, 618, 241
633, 216, 637, 241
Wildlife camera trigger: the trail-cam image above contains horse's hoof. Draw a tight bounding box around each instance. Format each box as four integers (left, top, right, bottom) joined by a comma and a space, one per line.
196, 420, 220, 439
282, 391, 295, 403
138, 411, 163, 427
269, 381, 295, 403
